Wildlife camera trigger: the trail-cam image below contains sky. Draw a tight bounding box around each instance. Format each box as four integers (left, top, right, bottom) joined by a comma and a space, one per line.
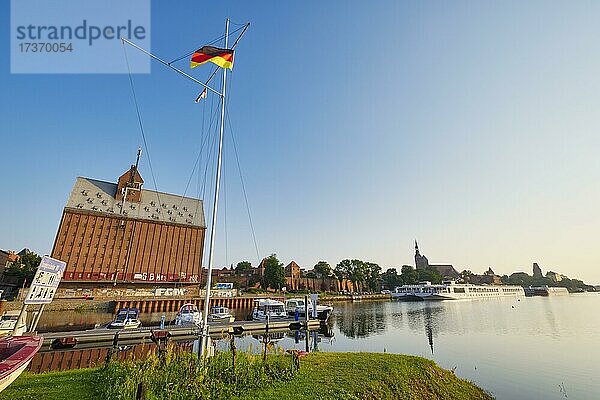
1, 1, 600, 283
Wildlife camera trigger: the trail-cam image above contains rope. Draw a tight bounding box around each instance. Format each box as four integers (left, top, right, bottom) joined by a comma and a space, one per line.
223, 154, 228, 268
224, 70, 261, 265
178, 94, 220, 208
122, 40, 162, 209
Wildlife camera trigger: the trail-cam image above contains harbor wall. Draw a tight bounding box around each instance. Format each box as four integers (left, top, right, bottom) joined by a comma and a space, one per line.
1, 295, 283, 315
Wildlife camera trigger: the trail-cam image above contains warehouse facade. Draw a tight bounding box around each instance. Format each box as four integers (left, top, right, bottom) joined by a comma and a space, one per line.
51, 164, 205, 285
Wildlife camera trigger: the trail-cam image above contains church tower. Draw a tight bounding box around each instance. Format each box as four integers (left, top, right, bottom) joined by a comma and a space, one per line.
414, 240, 429, 270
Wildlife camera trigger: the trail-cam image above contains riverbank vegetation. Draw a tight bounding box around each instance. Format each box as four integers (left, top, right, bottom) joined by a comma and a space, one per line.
1, 351, 492, 400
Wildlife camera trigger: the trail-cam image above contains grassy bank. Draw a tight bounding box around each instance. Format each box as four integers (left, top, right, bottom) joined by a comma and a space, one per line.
1, 352, 492, 400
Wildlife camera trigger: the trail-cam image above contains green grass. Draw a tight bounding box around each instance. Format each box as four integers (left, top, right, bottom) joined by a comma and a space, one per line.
0, 368, 103, 400
240, 353, 492, 400
0, 352, 492, 400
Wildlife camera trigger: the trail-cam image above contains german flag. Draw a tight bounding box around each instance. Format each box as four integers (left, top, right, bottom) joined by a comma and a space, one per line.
190, 46, 234, 70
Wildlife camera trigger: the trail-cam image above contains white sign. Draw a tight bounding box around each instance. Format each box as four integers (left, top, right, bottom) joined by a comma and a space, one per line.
24, 256, 66, 305
153, 288, 187, 297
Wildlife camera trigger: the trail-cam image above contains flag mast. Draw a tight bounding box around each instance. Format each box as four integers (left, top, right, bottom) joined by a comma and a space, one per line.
200, 17, 230, 356
121, 18, 248, 357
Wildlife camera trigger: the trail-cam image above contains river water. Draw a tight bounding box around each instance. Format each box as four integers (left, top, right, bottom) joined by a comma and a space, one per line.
37, 294, 599, 399
233, 294, 600, 399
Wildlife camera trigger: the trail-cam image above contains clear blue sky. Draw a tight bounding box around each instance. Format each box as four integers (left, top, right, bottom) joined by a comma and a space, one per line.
2, 1, 600, 283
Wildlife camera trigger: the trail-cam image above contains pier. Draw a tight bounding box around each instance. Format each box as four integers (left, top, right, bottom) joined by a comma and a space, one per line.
28, 318, 324, 373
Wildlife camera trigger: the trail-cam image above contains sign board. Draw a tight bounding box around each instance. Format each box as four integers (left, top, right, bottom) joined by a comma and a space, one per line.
216, 282, 233, 290
24, 256, 66, 305
153, 288, 188, 297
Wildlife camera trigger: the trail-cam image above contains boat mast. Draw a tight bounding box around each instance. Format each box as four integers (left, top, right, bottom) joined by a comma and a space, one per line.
200, 17, 229, 356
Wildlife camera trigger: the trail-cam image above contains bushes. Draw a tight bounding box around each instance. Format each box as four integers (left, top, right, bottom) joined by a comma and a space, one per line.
98, 346, 297, 400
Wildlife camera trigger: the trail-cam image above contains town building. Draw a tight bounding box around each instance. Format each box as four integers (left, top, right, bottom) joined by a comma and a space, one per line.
414, 241, 460, 279
50, 161, 206, 287
285, 261, 301, 279
533, 263, 543, 278
414, 241, 429, 270
468, 267, 503, 285
546, 271, 565, 282
0, 250, 11, 279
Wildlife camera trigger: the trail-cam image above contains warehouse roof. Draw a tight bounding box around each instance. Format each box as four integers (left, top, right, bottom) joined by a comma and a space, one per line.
64, 177, 205, 228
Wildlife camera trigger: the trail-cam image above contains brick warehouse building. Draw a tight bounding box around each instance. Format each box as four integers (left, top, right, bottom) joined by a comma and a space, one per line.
51, 163, 205, 288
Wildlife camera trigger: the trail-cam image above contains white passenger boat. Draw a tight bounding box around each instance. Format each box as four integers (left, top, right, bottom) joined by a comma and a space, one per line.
251, 299, 287, 321
174, 303, 202, 326
393, 281, 524, 301
285, 298, 334, 321
524, 286, 569, 297
415, 281, 525, 300
207, 306, 235, 323
108, 308, 141, 329
391, 282, 431, 301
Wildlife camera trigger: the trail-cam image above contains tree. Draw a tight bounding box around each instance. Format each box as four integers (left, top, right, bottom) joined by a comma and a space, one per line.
304, 271, 317, 279
417, 266, 443, 284
235, 261, 253, 276
364, 262, 381, 292
313, 261, 332, 278
348, 259, 367, 292
400, 265, 418, 285
335, 259, 352, 289
382, 268, 400, 289
261, 254, 285, 290
4, 250, 41, 287
460, 270, 474, 283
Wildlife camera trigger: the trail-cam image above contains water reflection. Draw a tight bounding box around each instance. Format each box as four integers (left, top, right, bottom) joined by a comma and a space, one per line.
424, 305, 434, 354
332, 301, 387, 338
326, 295, 600, 400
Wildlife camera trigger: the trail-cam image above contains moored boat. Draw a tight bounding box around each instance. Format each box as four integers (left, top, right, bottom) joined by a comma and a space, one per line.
174, 303, 202, 326
391, 282, 431, 301
285, 298, 334, 321
417, 281, 525, 300
524, 286, 569, 297
252, 299, 287, 321
108, 308, 141, 329
394, 281, 525, 301
0, 335, 43, 392
207, 306, 235, 323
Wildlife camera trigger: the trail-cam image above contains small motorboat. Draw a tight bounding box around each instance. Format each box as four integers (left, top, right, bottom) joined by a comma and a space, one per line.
0, 335, 43, 392
207, 306, 235, 323
0, 310, 27, 337
174, 303, 202, 326
252, 299, 287, 321
108, 308, 141, 329
285, 298, 334, 321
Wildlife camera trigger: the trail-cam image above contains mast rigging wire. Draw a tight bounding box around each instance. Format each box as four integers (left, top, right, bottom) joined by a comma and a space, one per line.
223, 71, 261, 263
122, 40, 162, 209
